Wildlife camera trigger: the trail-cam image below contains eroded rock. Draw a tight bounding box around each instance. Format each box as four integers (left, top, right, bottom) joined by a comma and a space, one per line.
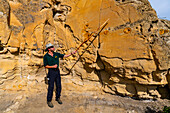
0, 0, 169, 100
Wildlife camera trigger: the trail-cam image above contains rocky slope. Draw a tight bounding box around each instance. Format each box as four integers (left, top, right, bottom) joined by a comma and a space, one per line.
0, 0, 169, 105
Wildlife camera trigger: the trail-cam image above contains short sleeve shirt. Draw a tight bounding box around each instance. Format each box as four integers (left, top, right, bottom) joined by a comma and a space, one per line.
43, 52, 65, 68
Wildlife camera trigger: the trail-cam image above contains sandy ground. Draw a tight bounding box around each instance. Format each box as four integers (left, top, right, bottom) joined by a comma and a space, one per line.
0, 90, 169, 113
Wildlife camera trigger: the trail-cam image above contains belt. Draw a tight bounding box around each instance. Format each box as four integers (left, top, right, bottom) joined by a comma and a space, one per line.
49, 68, 59, 71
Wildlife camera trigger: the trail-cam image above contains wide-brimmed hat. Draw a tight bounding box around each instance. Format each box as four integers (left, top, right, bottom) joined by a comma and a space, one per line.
45, 43, 54, 51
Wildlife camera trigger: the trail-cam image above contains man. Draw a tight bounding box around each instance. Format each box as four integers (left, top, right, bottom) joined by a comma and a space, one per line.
43, 43, 77, 108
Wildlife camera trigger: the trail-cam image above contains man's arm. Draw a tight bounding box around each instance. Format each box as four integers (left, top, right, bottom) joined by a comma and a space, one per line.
63, 50, 77, 58
45, 64, 58, 68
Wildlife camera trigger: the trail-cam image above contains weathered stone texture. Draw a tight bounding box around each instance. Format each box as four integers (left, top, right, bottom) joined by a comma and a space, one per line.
0, 0, 169, 99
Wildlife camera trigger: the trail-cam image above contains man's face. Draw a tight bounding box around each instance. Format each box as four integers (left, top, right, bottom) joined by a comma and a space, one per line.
48, 46, 55, 52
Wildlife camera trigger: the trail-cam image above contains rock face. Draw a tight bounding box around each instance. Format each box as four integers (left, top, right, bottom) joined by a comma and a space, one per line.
0, 0, 169, 99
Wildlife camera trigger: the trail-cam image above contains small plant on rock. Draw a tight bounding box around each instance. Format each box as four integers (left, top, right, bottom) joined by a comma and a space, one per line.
163, 106, 170, 113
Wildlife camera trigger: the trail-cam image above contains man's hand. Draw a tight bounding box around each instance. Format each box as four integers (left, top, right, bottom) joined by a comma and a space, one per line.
71, 50, 77, 55
64, 50, 77, 58
53, 64, 58, 68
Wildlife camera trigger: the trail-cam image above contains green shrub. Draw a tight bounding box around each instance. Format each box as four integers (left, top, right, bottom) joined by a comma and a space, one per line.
163, 106, 170, 113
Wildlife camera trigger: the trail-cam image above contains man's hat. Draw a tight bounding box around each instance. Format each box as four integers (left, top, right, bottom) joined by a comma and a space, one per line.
45, 43, 54, 51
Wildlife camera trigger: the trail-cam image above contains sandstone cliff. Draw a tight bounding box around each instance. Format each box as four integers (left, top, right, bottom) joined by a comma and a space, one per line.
0, 0, 169, 101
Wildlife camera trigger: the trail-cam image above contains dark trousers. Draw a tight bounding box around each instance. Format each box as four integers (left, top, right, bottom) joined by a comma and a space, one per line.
47, 68, 61, 102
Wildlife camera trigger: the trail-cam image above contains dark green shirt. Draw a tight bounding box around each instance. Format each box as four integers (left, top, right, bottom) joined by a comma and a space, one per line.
43, 52, 65, 68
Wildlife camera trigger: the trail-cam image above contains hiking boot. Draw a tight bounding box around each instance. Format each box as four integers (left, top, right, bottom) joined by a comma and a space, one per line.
56, 98, 62, 104
47, 101, 54, 108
